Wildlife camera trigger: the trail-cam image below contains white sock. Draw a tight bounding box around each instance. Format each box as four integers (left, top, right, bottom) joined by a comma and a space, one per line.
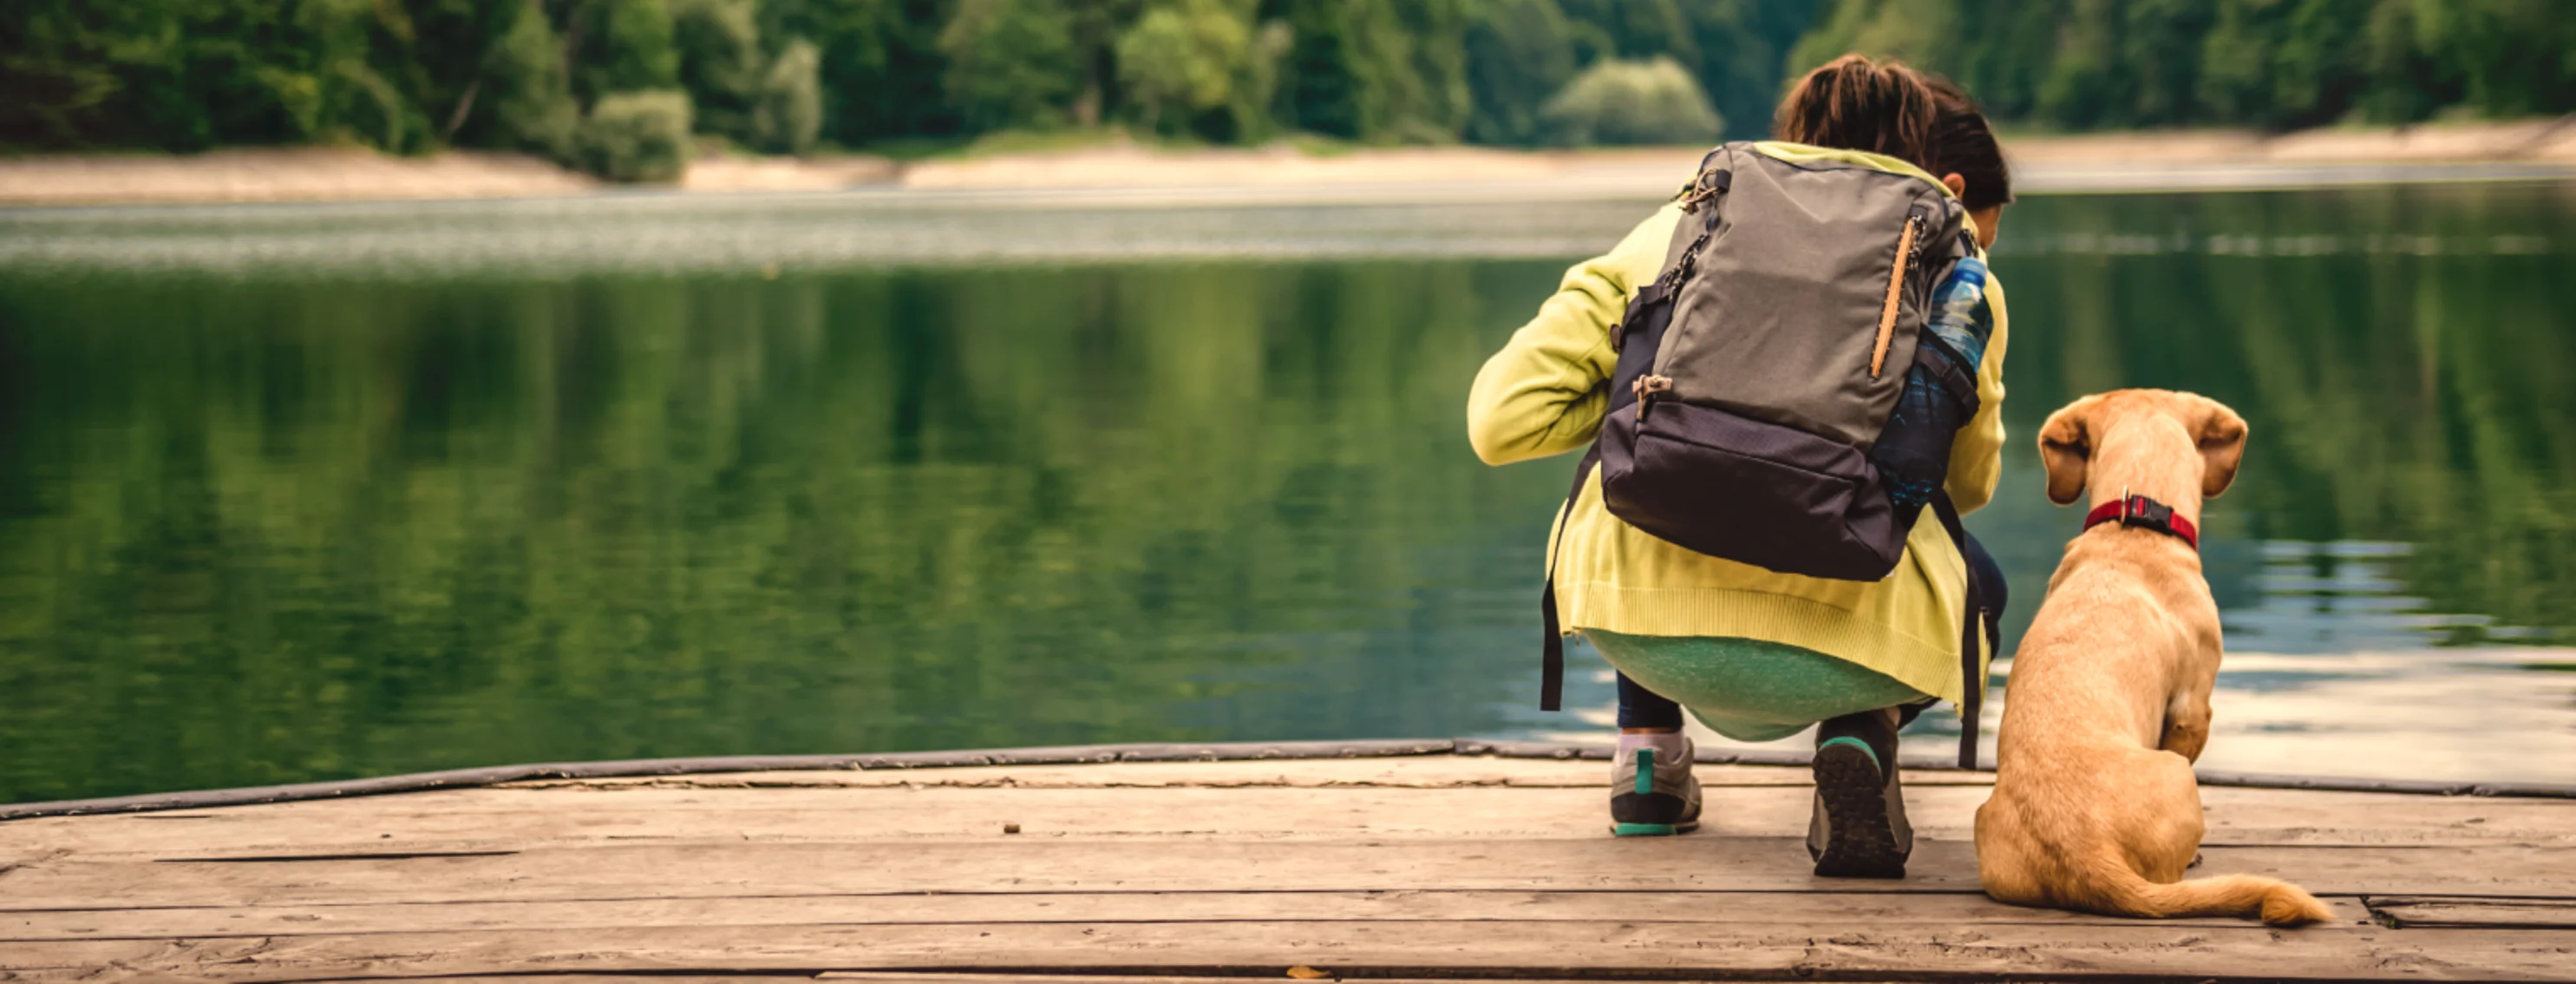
1617, 731, 1688, 762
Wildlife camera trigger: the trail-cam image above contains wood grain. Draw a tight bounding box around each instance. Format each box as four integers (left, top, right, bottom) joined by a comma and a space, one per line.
0, 889, 2380, 941
7, 920, 2573, 982
5, 838, 2571, 911
5, 757, 2573, 982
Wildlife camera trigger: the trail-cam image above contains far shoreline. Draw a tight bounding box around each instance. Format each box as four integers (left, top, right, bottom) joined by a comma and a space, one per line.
4, 118, 2573, 210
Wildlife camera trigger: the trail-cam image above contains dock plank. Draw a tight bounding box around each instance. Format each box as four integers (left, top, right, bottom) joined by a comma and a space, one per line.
5, 757, 2573, 982
8, 920, 2573, 982
4, 838, 2572, 911
7, 777, 2565, 861
0, 889, 2379, 941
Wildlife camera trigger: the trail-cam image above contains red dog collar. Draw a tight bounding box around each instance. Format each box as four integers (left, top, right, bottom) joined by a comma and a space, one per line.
2082, 491, 2199, 549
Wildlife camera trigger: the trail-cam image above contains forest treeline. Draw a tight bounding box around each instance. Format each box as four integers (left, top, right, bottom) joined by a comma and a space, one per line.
7, 0, 2575, 180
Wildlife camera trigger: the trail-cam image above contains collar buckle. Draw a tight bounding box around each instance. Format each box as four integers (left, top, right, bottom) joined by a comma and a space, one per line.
2084, 487, 2200, 551
2119, 488, 2174, 534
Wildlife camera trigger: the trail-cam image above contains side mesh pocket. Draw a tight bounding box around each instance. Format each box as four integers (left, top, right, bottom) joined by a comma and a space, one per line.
1867, 337, 1980, 525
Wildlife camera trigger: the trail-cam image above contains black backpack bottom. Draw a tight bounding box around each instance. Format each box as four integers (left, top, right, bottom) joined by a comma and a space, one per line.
1599, 397, 1905, 582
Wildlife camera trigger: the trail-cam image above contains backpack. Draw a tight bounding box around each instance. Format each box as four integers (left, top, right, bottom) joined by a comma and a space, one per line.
1539, 141, 1999, 767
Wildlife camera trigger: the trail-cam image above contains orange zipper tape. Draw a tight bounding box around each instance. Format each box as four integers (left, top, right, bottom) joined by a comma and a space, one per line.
1871, 216, 1919, 378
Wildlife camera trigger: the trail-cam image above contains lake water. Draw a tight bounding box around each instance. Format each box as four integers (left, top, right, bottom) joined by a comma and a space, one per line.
3, 180, 2572, 804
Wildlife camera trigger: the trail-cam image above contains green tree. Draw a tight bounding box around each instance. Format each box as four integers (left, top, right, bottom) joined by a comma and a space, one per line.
760, 0, 957, 146
571, 0, 683, 105
938, 0, 1083, 131
1559, 0, 1697, 66
23, 0, 2576, 157
1790, 0, 2576, 132
405, 0, 539, 146
1386, 0, 1474, 141
1064, 0, 1147, 127
475, 3, 583, 157
1116, 0, 1253, 134
1272, 0, 1380, 138
671, 0, 767, 141
754, 37, 823, 152
1269, 0, 1469, 143
1463, 0, 1579, 145
279, 0, 428, 150
1222, 19, 1297, 141
1680, 0, 1821, 141
0, 0, 126, 146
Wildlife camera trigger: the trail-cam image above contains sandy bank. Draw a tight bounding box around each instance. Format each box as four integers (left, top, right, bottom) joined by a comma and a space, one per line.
5, 119, 2573, 208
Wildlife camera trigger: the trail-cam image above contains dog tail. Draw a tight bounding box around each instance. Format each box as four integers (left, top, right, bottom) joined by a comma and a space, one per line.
2090, 863, 2336, 927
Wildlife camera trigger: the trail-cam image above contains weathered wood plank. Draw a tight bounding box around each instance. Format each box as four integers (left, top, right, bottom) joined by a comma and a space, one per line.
3, 838, 2569, 911
2370, 896, 2576, 929
11, 759, 2574, 983
9, 784, 2564, 863
6, 920, 2571, 982
0, 888, 2378, 941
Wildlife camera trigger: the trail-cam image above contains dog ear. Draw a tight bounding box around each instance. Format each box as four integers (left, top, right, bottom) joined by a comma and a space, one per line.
2196, 398, 2249, 498
2038, 397, 2096, 506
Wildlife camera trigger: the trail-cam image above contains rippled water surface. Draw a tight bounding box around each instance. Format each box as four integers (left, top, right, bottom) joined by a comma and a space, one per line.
3, 181, 2572, 802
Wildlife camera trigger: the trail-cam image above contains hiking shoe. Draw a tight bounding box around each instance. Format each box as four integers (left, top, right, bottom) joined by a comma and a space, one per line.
1609, 739, 1702, 836
1808, 718, 1912, 878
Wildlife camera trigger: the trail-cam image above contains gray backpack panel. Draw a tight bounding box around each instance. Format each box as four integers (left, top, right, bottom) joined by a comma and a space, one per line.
1594, 142, 1975, 580
1659, 144, 1967, 447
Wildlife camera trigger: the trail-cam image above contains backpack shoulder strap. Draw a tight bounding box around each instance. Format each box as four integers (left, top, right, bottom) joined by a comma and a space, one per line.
1926, 492, 1988, 768
1538, 444, 1603, 712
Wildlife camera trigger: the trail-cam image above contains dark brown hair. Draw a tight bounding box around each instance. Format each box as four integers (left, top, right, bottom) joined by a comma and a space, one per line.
1775, 54, 2013, 211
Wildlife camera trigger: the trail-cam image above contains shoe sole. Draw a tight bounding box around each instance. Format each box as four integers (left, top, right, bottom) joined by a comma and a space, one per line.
1812, 740, 1905, 878
1609, 820, 1701, 836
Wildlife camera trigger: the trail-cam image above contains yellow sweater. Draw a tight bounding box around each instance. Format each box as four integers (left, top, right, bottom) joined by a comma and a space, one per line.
1464, 145, 2009, 705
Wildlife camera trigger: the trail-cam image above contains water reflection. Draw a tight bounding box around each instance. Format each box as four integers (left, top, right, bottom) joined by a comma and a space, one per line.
1, 181, 2571, 802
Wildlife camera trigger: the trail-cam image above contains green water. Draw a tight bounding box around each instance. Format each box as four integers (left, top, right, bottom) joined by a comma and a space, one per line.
3, 182, 2572, 803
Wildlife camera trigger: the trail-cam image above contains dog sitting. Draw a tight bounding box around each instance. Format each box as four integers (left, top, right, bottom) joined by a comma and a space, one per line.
1974, 390, 2333, 927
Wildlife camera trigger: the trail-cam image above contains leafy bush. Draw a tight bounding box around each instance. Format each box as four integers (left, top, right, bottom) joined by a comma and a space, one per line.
753, 39, 823, 154
1538, 56, 1723, 147
1115, 0, 1252, 134
576, 90, 695, 181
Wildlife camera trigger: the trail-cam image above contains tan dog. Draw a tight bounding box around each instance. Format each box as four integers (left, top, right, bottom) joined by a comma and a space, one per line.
1974, 390, 2333, 927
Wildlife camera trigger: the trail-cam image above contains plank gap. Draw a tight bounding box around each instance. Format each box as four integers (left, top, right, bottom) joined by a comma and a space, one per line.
152, 850, 521, 863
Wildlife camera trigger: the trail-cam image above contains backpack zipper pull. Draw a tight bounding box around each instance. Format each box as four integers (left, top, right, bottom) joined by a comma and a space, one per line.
1633, 375, 1672, 419
1870, 215, 1922, 378
1676, 167, 1730, 213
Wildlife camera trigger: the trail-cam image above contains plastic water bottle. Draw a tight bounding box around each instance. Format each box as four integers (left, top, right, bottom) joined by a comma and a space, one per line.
1925, 256, 1991, 369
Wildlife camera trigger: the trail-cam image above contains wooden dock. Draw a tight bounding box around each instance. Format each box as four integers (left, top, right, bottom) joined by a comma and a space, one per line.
4, 744, 2573, 982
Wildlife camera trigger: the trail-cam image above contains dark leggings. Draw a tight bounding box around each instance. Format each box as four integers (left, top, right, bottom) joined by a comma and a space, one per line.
1615, 532, 2009, 730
